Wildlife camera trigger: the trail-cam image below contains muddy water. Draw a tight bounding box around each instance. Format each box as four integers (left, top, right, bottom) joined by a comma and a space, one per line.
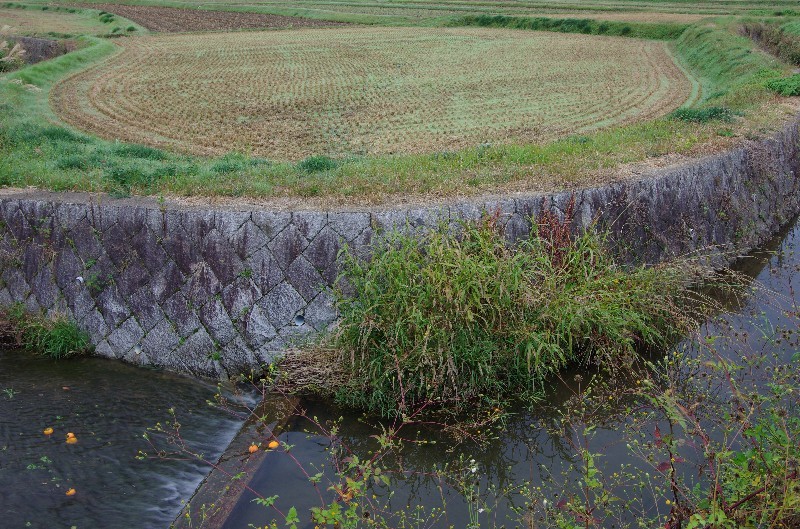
0, 353, 247, 528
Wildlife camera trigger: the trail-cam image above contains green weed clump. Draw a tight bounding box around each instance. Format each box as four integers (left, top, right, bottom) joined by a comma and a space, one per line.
8, 304, 91, 359
670, 106, 734, 123
766, 73, 800, 96
332, 209, 697, 416
297, 155, 338, 173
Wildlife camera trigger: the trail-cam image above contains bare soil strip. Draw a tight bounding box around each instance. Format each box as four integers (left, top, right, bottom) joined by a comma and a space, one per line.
75, 3, 349, 32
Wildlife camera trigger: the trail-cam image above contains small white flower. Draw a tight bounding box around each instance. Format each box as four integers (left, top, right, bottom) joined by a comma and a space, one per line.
478, 508, 484, 514
75, 276, 84, 284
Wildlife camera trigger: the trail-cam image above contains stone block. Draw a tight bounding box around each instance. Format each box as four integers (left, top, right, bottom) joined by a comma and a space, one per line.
304, 227, 341, 285
129, 287, 166, 332
183, 262, 222, 308
131, 228, 169, 274
251, 210, 291, 239
304, 291, 337, 331
244, 304, 277, 348
261, 282, 304, 328
107, 316, 145, 356
268, 224, 309, 271
162, 292, 201, 338
232, 219, 267, 260
149, 260, 184, 304
96, 285, 130, 328
202, 228, 243, 285
292, 211, 328, 240
329, 212, 370, 242
222, 278, 262, 321
286, 255, 324, 302
246, 247, 284, 294
81, 308, 109, 343
140, 319, 181, 357
198, 297, 236, 346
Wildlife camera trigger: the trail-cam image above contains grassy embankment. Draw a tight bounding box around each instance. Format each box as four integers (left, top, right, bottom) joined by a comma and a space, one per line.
0, 16, 793, 202
0, 3, 147, 36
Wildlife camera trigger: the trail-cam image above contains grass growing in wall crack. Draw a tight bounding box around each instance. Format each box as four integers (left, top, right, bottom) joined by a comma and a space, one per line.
330, 208, 707, 417
7, 303, 91, 359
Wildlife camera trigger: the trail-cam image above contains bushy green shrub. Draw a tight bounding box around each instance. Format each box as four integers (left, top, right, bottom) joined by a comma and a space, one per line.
766, 73, 800, 96
670, 106, 734, 123
297, 155, 338, 173
332, 211, 697, 416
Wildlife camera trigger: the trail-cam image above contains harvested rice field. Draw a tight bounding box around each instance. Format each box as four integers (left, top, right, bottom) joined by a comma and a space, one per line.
52, 27, 694, 160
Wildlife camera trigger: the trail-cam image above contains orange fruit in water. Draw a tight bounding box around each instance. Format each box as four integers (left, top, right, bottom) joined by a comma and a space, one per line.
267, 440, 279, 450
43, 427, 54, 435
65, 488, 76, 496
66, 436, 78, 444
248, 444, 258, 454
66, 432, 75, 439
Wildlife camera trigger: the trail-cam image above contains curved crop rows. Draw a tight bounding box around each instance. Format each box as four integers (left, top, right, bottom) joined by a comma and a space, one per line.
52, 27, 692, 160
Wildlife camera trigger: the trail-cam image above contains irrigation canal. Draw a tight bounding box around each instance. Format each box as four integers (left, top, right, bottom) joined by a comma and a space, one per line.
1, 217, 798, 528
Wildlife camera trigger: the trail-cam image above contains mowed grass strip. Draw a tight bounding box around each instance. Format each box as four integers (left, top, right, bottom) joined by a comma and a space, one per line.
51, 27, 692, 161
0, 5, 136, 36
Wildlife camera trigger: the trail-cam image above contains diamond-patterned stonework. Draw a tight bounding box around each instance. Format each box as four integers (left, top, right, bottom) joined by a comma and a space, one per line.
0, 118, 798, 379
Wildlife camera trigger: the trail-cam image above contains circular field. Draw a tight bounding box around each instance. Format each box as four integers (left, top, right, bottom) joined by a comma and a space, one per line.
52, 27, 693, 160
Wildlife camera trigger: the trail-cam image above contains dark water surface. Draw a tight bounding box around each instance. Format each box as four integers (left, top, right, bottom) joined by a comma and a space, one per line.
0, 353, 245, 529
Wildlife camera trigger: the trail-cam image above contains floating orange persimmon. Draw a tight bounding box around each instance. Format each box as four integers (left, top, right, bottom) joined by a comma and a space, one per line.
65, 488, 76, 496
66, 433, 77, 444
248, 444, 258, 454
43, 427, 54, 436
267, 440, 279, 450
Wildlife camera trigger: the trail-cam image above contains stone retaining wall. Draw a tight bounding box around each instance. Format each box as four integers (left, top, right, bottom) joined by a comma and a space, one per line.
1, 117, 798, 378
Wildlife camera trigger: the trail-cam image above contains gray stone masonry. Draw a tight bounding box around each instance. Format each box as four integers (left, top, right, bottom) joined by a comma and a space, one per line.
1, 117, 798, 378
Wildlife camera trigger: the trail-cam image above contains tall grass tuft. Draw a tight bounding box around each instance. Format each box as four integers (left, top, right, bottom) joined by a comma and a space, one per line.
8, 304, 91, 359
332, 208, 702, 416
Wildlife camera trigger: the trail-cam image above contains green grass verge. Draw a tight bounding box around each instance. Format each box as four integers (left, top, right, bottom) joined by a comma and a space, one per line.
329, 215, 702, 416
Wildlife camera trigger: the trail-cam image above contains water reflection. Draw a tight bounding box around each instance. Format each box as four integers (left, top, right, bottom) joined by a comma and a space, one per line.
0, 352, 244, 528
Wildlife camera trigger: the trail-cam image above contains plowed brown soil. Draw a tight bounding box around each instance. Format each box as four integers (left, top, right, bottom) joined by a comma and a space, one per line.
78, 4, 348, 32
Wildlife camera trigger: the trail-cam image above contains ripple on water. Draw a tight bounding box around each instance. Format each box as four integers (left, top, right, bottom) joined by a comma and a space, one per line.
0, 351, 245, 528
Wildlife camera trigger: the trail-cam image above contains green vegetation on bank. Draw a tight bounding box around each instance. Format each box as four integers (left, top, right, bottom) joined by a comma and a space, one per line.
0, 3, 145, 37
6, 303, 91, 359
449, 14, 688, 40
328, 214, 702, 416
